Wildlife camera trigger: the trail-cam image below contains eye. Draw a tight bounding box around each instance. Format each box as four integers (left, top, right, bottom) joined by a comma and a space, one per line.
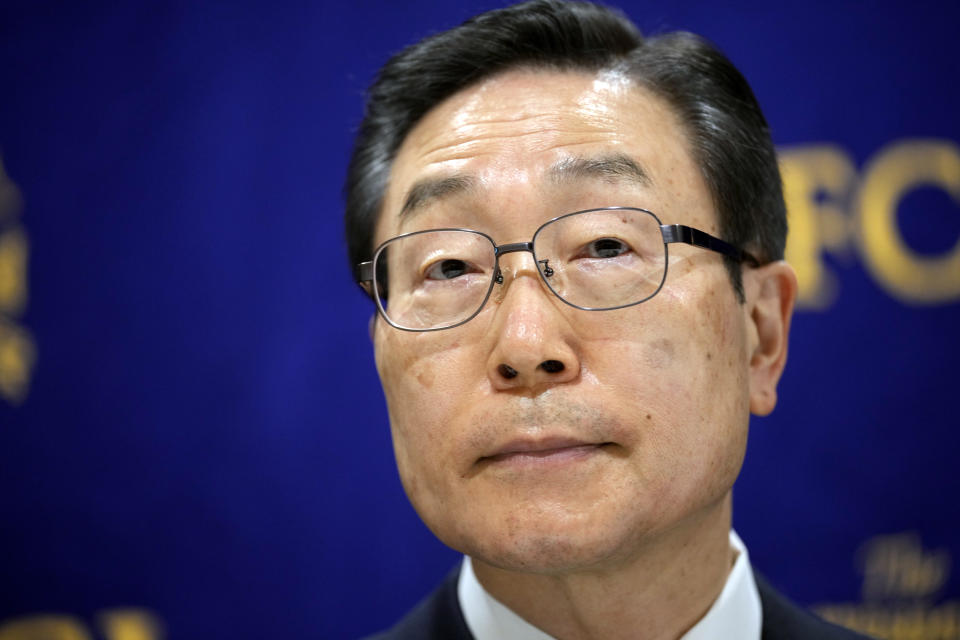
424, 258, 471, 280
584, 238, 630, 258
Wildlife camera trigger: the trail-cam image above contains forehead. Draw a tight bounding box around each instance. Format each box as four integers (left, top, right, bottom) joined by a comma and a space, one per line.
377, 68, 715, 242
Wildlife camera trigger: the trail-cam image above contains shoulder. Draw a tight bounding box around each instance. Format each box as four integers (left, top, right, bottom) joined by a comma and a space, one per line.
756, 573, 874, 640
361, 567, 473, 640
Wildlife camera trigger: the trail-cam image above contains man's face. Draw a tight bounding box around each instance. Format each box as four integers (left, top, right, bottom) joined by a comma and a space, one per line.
372, 69, 770, 573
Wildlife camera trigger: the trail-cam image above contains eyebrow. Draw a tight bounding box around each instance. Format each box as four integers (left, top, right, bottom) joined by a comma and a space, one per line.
549, 153, 652, 188
396, 152, 651, 219
399, 174, 476, 218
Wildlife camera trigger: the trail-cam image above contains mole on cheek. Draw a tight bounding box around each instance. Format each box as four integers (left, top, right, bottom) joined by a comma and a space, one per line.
416, 364, 436, 389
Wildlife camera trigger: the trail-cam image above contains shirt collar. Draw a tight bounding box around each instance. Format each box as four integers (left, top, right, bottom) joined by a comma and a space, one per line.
457, 529, 762, 640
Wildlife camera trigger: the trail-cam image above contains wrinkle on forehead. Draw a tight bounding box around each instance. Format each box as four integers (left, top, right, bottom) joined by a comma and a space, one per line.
405, 69, 640, 162
414, 121, 624, 165
380, 67, 715, 243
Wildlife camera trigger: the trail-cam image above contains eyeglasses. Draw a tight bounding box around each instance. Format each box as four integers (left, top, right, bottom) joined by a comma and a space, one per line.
355, 207, 759, 332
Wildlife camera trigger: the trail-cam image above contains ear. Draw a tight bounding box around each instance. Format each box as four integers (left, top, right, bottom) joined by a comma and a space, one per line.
744, 260, 798, 416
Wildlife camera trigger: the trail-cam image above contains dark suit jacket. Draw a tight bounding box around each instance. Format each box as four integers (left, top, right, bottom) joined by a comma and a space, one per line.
363, 567, 873, 639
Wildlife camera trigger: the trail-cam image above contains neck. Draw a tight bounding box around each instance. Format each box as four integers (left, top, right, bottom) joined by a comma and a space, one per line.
471, 493, 735, 640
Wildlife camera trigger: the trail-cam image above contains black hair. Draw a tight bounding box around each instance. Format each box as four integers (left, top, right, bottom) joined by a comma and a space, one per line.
344, 0, 785, 299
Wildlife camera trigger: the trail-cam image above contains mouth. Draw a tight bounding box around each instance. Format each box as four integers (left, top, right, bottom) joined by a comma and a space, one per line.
478, 437, 613, 469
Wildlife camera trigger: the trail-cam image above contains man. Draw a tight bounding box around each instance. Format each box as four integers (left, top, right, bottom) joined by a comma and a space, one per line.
345, 1, 869, 638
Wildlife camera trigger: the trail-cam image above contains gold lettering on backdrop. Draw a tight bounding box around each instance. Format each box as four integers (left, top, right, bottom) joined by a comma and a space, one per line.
779, 145, 857, 308
857, 139, 960, 303
0, 154, 34, 405
813, 532, 959, 639
778, 137, 960, 308
0, 616, 92, 640
0, 228, 28, 315
0, 610, 162, 640
97, 609, 164, 640
0, 318, 36, 404
860, 532, 951, 600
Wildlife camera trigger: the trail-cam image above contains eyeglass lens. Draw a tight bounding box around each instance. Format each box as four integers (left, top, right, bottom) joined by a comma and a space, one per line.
374, 208, 668, 330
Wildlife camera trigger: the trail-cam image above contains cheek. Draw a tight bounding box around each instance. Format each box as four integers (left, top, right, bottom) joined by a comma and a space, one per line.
648, 269, 746, 378
583, 276, 749, 464
658, 285, 750, 486
374, 330, 477, 492
376, 334, 471, 420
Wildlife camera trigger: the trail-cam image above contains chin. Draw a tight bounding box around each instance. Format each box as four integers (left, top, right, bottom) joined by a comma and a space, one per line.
436, 506, 643, 575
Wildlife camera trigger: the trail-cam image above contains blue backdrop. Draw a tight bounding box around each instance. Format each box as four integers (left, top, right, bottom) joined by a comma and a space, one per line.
1, 2, 958, 639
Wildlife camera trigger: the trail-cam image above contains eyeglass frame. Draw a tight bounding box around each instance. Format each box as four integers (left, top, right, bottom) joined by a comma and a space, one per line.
355, 206, 761, 332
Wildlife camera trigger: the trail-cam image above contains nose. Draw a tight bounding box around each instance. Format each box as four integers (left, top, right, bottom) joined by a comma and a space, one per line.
485, 256, 581, 392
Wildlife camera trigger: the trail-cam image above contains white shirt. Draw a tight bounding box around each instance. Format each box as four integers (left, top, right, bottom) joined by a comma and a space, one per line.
457, 530, 762, 640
